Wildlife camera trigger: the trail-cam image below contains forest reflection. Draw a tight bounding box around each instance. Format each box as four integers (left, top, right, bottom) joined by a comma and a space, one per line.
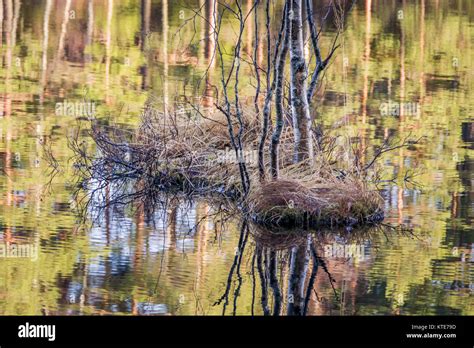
218, 217, 395, 316
0, 0, 472, 315
84, 191, 388, 316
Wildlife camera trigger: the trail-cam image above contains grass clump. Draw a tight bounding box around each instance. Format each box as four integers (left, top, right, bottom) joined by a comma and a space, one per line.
75, 103, 415, 230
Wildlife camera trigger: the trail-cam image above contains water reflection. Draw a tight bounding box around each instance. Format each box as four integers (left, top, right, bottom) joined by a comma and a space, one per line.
223, 221, 392, 316
0, 0, 473, 315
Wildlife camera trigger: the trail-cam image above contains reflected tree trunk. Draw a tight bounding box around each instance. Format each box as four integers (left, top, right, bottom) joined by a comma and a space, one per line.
2, 0, 17, 227
245, 0, 253, 57
0, 0, 3, 45
361, 0, 371, 123
287, 234, 310, 315
4, 0, 13, 88
85, 0, 94, 64
140, 0, 151, 51
256, 245, 270, 315
397, 0, 406, 225
162, 0, 169, 113
4, 0, 12, 38
202, 0, 216, 108
105, 0, 113, 104
399, 0, 405, 121
3, 0, 13, 116
56, 0, 72, 62
194, 203, 209, 303
418, 0, 425, 110
303, 240, 318, 315
268, 249, 282, 315
140, 0, 151, 89
134, 202, 145, 269
205, 0, 217, 69
40, 0, 52, 104
359, 0, 372, 166
168, 205, 178, 250
11, 0, 19, 47
105, 184, 111, 246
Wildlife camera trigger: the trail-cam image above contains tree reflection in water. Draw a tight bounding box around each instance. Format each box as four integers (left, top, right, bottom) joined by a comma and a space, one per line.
215, 217, 403, 316
67, 154, 413, 316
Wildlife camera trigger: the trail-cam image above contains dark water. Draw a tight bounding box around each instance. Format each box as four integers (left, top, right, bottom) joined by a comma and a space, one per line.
0, 0, 472, 315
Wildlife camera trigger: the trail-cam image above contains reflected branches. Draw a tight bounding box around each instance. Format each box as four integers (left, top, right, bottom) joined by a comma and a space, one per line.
213, 220, 412, 316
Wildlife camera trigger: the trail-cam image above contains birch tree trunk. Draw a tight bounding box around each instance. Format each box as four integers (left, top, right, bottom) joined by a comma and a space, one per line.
270, 3, 289, 179
288, 0, 313, 164
287, 235, 310, 315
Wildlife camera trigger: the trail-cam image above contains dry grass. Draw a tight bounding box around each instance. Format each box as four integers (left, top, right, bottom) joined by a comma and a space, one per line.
80, 103, 388, 229
246, 177, 384, 228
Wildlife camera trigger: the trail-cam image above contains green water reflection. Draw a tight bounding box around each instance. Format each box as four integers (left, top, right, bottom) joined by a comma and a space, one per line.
0, 0, 472, 315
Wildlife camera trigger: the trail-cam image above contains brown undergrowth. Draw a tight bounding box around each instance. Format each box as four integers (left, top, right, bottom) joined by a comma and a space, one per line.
71, 103, 417, 229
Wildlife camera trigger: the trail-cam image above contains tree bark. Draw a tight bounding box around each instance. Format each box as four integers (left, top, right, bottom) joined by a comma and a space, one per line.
270, 3, 289, 179
269, 250, 282, 315
288, 0, 313, 164
287, 234, 310, 315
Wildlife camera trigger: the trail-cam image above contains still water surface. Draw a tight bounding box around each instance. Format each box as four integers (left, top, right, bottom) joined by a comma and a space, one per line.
0, 0, 472, 315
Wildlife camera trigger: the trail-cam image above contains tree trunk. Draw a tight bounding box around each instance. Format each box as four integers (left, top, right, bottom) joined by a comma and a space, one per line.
270, 3, 289, 179
287, 235, 310, 315
269, 250, 282, 315
288, 0, 313, 164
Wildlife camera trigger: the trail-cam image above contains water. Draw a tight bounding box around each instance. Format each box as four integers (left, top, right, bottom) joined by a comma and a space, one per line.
0, 0, 472, 315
